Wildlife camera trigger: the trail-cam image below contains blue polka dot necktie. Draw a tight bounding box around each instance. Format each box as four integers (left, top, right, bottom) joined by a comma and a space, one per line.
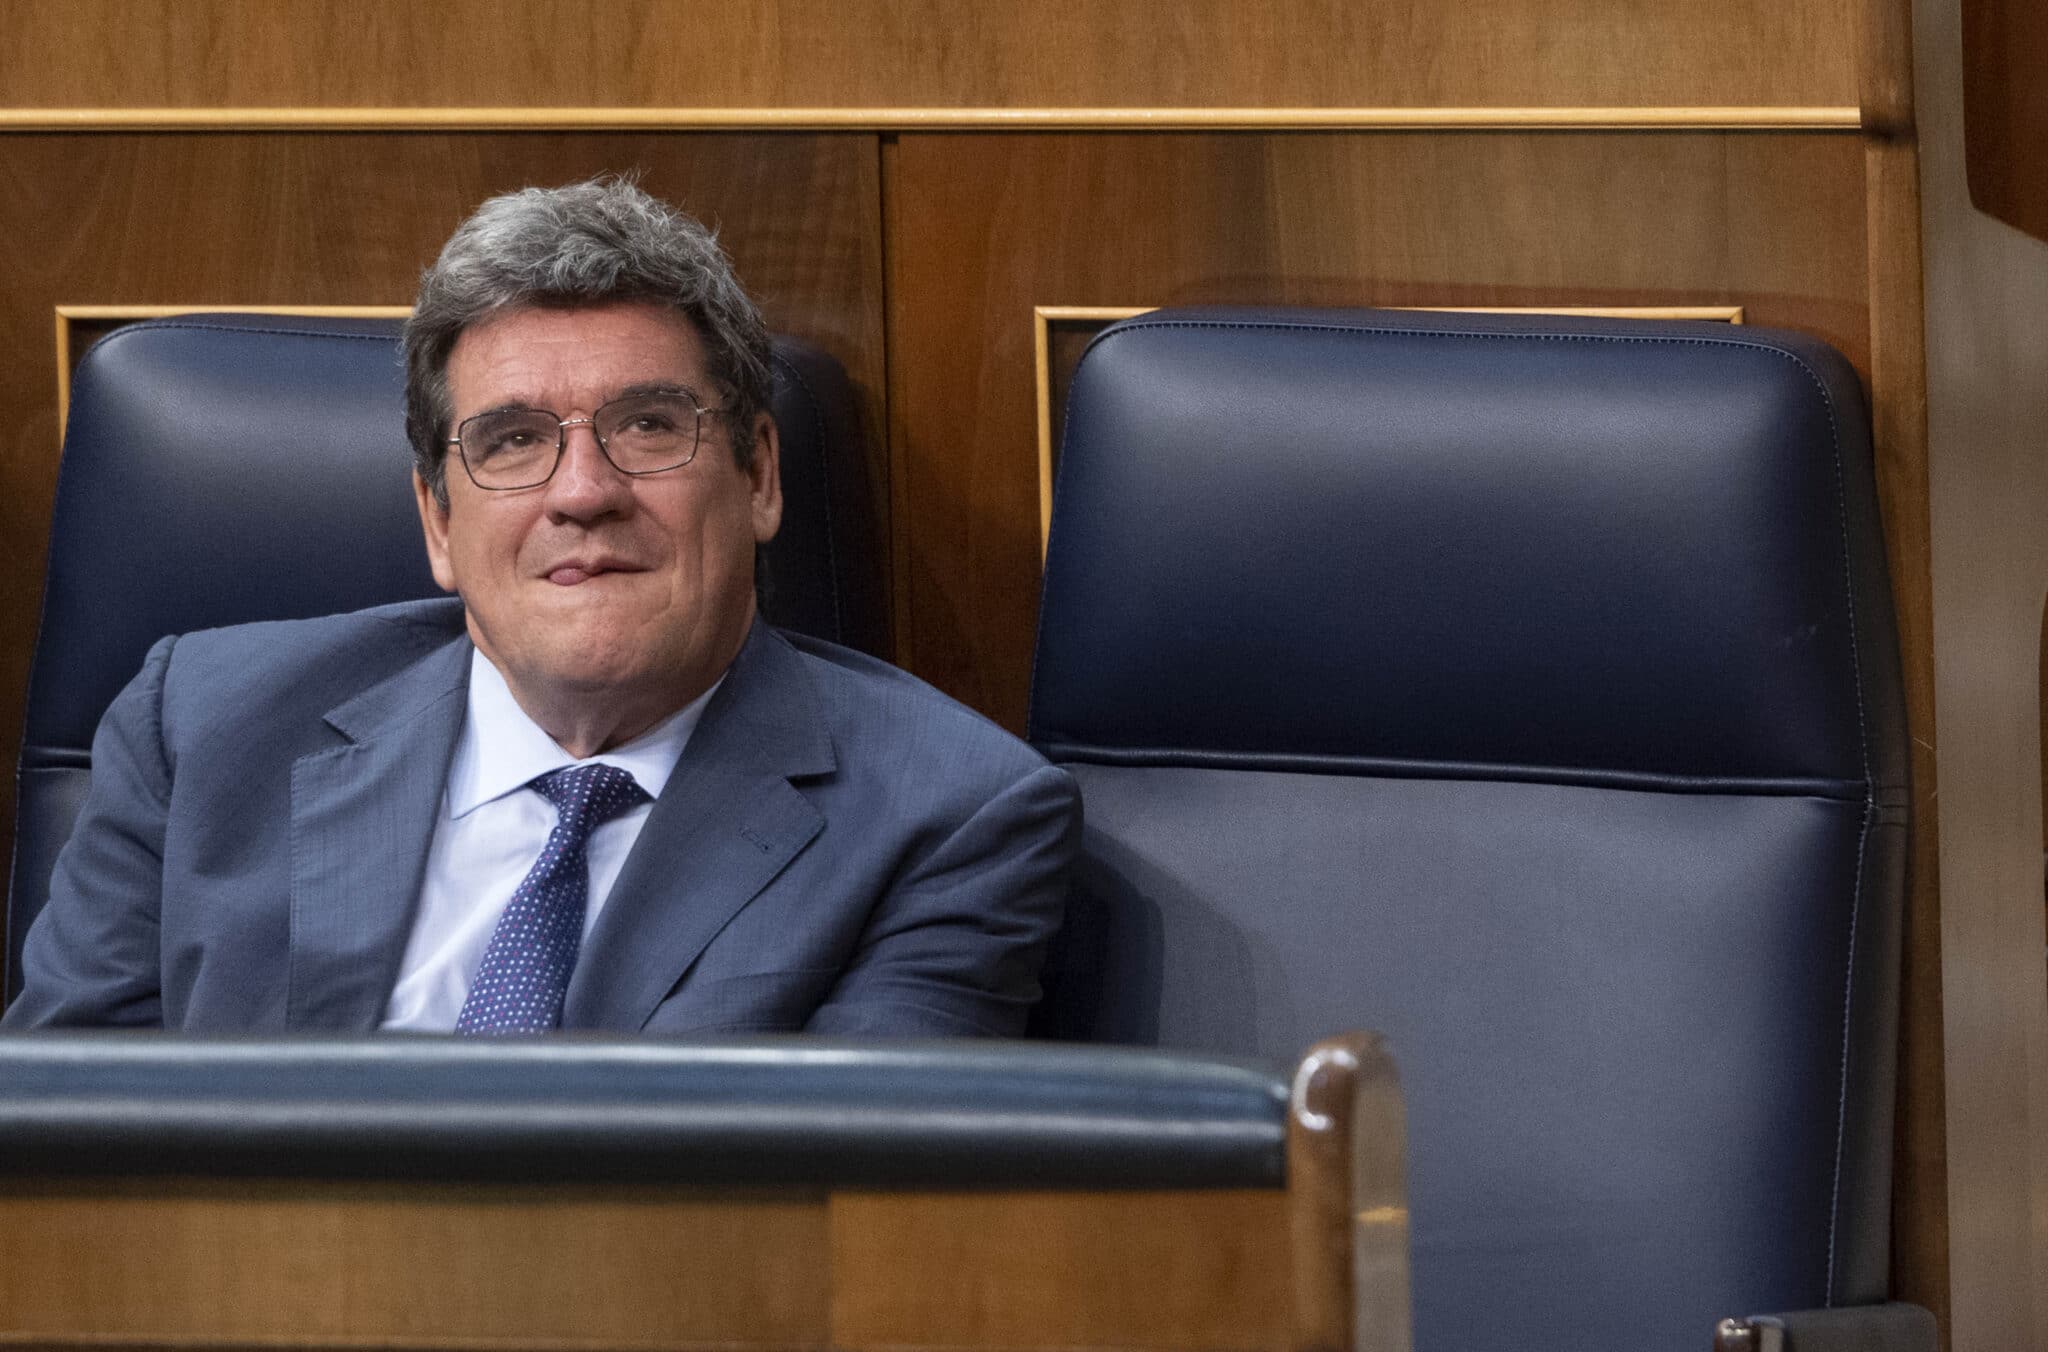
455, 762, 649, 1034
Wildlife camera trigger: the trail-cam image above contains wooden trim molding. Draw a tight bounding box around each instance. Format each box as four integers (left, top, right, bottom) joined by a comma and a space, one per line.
53, 304, 411, 436
1033, 303, 1748, 552
0, 106, 1866, 133
1033, 307, 1154, 548
1288, 1032, 1411, 1352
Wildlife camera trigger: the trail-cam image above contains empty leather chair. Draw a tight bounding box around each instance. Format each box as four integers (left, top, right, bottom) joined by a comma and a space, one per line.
8, 313, 886, 999
1029, 307, 1926, 1349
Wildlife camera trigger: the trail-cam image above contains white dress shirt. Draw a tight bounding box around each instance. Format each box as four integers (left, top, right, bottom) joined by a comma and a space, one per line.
379, 651, 718, 1031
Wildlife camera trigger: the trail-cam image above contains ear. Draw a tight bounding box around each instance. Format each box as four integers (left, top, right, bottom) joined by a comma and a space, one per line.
748, 412, 784, 544
413, 470, 460, 593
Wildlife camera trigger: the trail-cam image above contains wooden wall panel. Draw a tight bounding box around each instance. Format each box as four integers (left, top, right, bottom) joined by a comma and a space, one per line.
885, 131, 1871, 730
0, 131, 887, 892
0, 1182, 834, 1346
1916, 0, 2048, 1342
1961, 0, 2048, 243
1869, 125, 1952, 1345
0, 1182, 1293, 1349
1856, 0, 1949, 1326
0, 0, 1860, 111
829, 1191, 1290, 1349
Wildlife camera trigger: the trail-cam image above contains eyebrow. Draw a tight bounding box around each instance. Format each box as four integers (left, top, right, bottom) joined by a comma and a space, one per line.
460, 383, 700, 419
614, 381, 701, 401
461, 382, 703, 421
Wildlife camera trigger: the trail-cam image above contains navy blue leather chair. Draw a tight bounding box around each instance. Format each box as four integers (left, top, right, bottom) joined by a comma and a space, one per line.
7, 313, 886, 1000
1029, 308, 1930, 1350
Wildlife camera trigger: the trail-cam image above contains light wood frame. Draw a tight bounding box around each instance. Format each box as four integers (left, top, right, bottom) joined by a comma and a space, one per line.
53, 304, 412, 437
0, 106, 1861, 133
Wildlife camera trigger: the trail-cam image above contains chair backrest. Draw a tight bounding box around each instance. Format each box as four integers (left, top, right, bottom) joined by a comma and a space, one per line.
8, 313, 886, 999
1028, 307, 1909, 1349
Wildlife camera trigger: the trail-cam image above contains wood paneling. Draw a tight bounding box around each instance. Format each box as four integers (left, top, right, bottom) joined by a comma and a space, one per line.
0, 131, 887, 893
0, 1, 1967, 1341
0, 1182, 1298, 1349
0, 108, 1870, 132
0, 0, 1861, 111
0, 1182, 832, 1346
886, 131, 1871, 729
1961, 0, 2048, 244
1859, 0, 1949, 1319
1860, 0, 1950, 1326
830, 1191, 1290, 1349
1870, 122, 1952, 1338
1916, 0, 2048, 1341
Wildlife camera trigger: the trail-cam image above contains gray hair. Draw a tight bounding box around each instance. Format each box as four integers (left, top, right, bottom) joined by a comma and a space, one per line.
403, 177, 773, 502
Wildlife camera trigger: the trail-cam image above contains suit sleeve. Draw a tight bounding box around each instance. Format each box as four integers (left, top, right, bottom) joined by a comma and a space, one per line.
3, 636, 177, 1028
805, 761, 1080, 1038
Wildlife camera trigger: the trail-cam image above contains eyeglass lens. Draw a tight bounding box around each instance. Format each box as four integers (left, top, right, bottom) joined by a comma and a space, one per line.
458, 392, 703, 489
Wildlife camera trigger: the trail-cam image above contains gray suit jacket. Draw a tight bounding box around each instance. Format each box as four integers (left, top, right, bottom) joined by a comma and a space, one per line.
6, 599, 1078, 1036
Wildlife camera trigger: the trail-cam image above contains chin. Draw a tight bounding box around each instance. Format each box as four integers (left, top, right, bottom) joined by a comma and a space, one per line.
541, 645, 667, 696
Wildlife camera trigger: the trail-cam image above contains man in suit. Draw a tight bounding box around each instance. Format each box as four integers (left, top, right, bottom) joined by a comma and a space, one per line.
5, 179, 1078, 1036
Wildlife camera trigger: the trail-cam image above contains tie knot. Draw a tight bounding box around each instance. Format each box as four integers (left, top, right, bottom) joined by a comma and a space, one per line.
531, 762, 648, 836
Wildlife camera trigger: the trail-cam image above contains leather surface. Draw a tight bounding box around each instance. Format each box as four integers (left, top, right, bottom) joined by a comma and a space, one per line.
9, 314, 885, 1000
1033, 307, 1904, 793
1028, 308, 1911, 1350
0, 1036, 1286, 1185
1748, 1302, 1940, 1352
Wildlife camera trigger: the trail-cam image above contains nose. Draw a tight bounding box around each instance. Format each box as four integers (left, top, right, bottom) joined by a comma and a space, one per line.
541, 420, 634, 522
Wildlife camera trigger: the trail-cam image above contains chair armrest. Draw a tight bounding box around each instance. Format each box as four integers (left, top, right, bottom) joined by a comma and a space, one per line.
0, 1034, 1288, 1187
1715, 1302, 1939, 1352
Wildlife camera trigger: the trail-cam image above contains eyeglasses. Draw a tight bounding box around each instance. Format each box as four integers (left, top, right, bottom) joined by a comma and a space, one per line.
446, 390, 723, 491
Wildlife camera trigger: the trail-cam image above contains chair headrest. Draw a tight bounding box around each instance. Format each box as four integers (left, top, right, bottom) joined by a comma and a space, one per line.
30, 315, 434, 758
26, 312, 885, 760
1030, 307, 1905, 794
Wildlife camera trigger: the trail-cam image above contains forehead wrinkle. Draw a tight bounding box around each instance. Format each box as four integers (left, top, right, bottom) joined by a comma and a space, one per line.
467, 397, 552, 420
447, 301, 712, 418
463, 381, 700, 423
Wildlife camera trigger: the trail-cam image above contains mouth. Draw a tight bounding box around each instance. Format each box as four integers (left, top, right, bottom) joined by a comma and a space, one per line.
544, 559, 645, 586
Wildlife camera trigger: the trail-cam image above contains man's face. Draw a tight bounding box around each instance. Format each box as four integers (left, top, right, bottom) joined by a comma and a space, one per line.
415, 301, 781, 747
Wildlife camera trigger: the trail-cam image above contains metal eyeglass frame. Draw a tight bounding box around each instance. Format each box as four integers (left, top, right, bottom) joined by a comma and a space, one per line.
444, 389, 725, 491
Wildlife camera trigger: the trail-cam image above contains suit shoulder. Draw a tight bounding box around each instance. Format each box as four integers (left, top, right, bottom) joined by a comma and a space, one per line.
166, 599, 462, 677
170, 598, 464, 661
157, 598, 466, 730
774, 629, 1053, 780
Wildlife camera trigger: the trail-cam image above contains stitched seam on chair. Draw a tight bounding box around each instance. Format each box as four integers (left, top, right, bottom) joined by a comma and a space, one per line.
770, 351, 844, 644
1826, 797, 1873, 1307
1095, 315, 1850, 377
1040, 746, 1870, 798
93, 319, 398, 346
1805, 328, 1868, 1312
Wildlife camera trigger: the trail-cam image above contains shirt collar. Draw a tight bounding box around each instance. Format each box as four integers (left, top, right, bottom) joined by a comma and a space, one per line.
444, 648, 721, 820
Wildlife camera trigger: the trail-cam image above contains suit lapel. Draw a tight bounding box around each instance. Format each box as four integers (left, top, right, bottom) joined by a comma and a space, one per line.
565, 623, 835, 1031
286, 633, 470, 1031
